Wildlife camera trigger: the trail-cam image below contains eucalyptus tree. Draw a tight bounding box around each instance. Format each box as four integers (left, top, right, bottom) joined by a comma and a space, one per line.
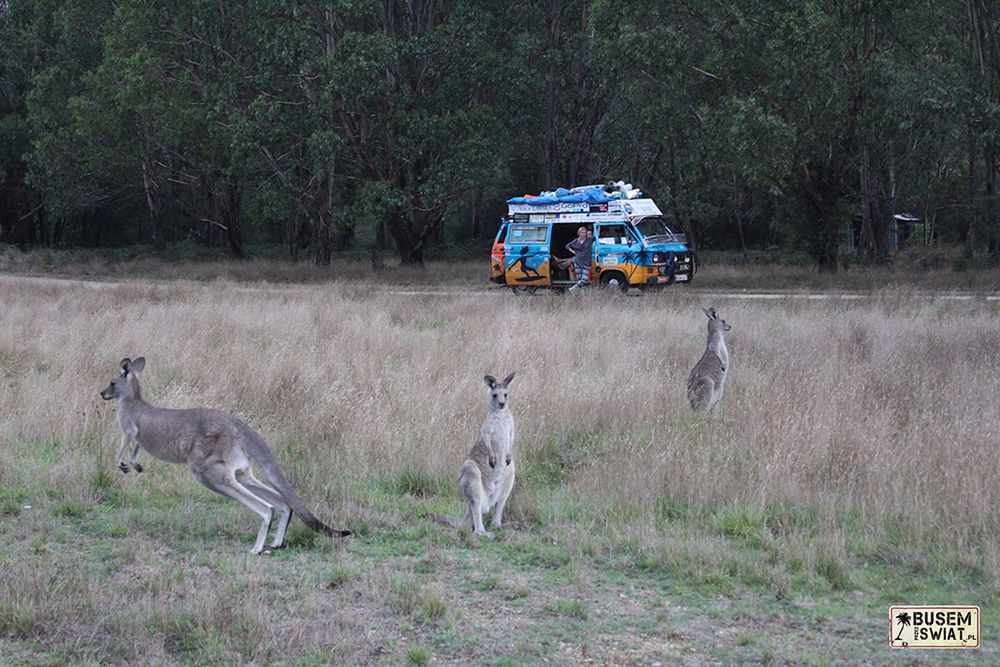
317, 0, 516, 264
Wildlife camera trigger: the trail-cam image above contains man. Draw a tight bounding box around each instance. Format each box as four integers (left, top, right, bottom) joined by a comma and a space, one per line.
565, 226, 594, 292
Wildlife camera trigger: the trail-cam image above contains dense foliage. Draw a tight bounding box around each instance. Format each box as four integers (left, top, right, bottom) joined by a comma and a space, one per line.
0, 1, 996, 268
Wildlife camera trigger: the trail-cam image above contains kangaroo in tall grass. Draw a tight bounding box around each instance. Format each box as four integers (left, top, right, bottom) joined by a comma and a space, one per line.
99, 357, 350, 554
437, 373, 516, 537
687, 308, 731, 413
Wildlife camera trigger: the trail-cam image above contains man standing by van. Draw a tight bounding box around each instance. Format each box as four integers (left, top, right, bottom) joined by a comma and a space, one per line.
566, 226, 594, 292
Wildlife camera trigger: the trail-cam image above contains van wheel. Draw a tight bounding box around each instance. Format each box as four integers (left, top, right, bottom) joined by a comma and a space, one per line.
600, 273, 629, 293
510, 285, 537, 295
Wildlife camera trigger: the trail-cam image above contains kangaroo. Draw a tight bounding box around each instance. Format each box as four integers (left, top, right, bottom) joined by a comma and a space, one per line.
436, 373, 516, 537
687, 308, 731, 413
99, 357, 350, 554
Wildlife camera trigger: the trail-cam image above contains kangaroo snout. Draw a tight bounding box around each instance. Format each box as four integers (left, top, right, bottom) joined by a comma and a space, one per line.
100, 385, 115, 400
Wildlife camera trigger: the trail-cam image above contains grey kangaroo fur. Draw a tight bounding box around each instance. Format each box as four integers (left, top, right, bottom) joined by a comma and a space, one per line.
687, 308, 731, 412
100, 357, 350, 554
436, 372, 516, 537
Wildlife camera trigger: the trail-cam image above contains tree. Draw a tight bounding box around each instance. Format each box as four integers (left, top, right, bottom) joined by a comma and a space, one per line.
894, 611, 912, 642
321, 1, 515, 264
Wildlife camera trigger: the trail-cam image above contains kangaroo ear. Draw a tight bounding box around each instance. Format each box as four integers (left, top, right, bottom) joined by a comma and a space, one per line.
702, 308, 715, 319
484, 375, 497, 389
502, 372, 515, 387
131, 357, 146, 373
119, 358, 132, 375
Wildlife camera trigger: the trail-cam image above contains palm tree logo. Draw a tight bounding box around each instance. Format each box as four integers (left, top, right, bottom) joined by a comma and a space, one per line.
893, 611, 911, 643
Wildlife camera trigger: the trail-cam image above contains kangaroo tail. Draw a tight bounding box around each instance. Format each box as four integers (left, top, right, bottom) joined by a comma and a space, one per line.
244, 430, 351, 538
433, 508, 471, 529
688, 377, 715, 412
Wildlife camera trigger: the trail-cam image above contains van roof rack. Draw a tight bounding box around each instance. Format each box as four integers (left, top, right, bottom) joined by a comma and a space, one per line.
507, 198, 663, 221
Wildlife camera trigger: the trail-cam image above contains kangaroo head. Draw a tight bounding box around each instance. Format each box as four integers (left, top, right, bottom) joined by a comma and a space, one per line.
484, 372, 516, 410
703, 308, 731, 333
100, 357, 145, 400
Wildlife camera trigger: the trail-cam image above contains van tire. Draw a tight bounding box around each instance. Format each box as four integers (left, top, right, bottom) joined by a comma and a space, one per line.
510, 285, 537, 295
600, 272, 630, 293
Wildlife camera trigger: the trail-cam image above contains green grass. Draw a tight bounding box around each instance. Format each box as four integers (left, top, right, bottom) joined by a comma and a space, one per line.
406, 644, 432, 666
0, 414, 994, 667
544, 598, 589, 621
0, 453, 993, 666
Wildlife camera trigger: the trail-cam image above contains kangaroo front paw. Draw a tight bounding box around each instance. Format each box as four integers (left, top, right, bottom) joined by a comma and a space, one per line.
489, 456, 496, 468
132, 462, 143, 473
506, 455, 512, 466
118, 462, 130, 473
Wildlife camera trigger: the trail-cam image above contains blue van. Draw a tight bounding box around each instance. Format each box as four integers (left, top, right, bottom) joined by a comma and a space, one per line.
490, 189, 694, 293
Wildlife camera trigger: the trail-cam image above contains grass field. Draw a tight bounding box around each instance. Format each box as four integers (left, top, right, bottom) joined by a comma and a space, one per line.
0, 266, 997, 665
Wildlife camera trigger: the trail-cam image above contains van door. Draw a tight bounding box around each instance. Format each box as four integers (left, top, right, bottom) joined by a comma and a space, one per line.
491, 222, 508, 283
594, 222, 637, 286
504, 224, 551, 287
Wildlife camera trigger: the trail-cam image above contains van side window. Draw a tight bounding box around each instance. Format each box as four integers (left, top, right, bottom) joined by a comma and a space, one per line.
496, 224, 508, 243
598, 224, 628, 244
508, 225, 547, 244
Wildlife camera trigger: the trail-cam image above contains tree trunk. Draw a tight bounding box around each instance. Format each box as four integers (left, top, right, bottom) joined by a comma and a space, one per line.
314, 171, 334, 266
967, 123, 978, 259
667, 134, 697, 250
885, 140, 898, 255
732, 173, 749, 264
986, 141, 998, 255
542, 0, 561, 189
140, 124, 165, 251
224, 183, 245, 259
470, 186, 482, 239
140, 158, 165, 251
286, 216, 301, 261
387, 214, 425, 266
371, 220, 386, 270
35, 205, 48, 245
799, 162, 842, 272
858, 139, 876, 259
387, 203, 436, 266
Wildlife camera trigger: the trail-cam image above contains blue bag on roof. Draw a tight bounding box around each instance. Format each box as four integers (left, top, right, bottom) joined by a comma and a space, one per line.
507, 185, 612, 206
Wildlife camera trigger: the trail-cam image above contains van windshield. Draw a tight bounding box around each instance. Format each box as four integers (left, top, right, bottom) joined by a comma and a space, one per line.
634, 217, 680, 242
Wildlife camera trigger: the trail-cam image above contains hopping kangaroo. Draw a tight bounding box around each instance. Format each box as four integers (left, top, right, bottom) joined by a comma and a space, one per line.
100, 357, 350, 554
437, 373, 516, 537
687, 308, 732, 413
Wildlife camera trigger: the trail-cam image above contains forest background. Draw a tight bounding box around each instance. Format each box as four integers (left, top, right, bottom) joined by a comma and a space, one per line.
1, 0, 999, 272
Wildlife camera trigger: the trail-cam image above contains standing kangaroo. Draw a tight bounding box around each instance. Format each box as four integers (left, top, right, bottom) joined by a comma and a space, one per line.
687, 308, 731, 413
437, 373, 516, 537
100, 357, 350, 554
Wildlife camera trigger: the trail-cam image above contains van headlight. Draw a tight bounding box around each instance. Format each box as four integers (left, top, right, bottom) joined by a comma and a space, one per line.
653, 252, 666, 264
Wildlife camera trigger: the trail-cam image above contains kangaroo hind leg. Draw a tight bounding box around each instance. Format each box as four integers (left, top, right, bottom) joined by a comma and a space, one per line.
459, 464, 491, 537
239, 469, 294, 549
469, 494, 491, 537
490, 468, 515, 529
196, 464, 275, 554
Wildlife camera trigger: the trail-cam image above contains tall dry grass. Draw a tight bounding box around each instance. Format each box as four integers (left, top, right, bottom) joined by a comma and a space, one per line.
0, 245, 487, 285
1, 275, 999, 575
5, 243, 1000, 291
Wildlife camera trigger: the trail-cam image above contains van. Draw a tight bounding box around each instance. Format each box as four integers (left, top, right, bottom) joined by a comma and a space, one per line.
490, 190, 694, 293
